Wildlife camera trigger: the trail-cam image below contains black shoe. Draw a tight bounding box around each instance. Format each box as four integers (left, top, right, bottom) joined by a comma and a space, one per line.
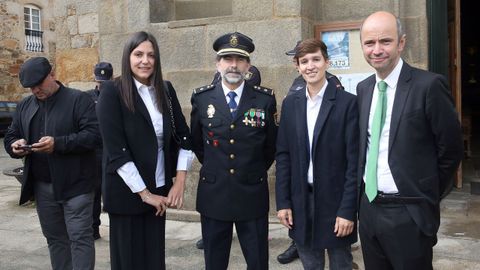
277, 241, 299, 264
93, 228, 100, 240
196, 239, 204, 249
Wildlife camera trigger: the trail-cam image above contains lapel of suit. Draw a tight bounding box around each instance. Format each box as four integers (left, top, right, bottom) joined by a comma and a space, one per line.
389, 63, 412, 150
162, 84, 172, 145
133, 85, 155, 131
233, 84, 255, 122
359, 76, 375, 164
311, 83, 336, 156
294, 90, 310, 165
210, 84, 232, 119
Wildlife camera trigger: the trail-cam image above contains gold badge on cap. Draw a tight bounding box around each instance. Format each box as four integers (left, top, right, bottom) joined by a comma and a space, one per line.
207, 104, 215, 118
230, 34, 238, 47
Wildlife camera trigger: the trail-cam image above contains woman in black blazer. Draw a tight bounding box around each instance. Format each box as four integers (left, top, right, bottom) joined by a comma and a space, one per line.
97, 31, 193, 270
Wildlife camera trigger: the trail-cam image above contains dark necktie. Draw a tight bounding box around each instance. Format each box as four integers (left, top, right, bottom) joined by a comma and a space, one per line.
365, 80, 388, 202
227, 91, 238, 118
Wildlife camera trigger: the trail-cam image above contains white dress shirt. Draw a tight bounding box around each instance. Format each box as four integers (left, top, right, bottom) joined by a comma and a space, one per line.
364, 59, 404, 194
306, 81, 328, 184
117, 78, 193, 193
222, 81, 245, 105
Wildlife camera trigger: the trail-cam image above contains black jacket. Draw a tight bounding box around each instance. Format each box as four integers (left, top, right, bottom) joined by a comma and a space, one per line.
97, 80, 192, 215
357, 62, 463, 236
4, 83, 100, 204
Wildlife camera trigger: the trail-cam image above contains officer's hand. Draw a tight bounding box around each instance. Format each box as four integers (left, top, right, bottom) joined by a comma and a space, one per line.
167, 171, 186, 209
11, 139, 30, 156
32, 136, 54, 154
277, 209, 293, 229
334, 217, 354, 237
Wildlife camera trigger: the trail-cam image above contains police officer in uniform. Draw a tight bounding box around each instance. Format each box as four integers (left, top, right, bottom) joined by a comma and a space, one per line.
195, 63, 262, 251
190, 32, 277, 270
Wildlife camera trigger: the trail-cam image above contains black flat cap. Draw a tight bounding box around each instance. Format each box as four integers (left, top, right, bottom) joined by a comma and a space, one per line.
94, 62, 113, 81
213, 32, 255, 58
19, 57, 52, 88
285, 40, 302, 56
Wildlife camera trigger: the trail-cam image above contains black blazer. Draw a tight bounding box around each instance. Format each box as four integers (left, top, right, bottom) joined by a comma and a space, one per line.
357, 62, 463, 236
97, 80, 191, 215
190, 83, 277, 221
276, 82, 359, 249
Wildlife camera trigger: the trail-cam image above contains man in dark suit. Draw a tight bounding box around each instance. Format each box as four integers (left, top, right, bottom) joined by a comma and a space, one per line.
357, 11, 463, 270
276, 39, 358, 270
190, 32, 277, 270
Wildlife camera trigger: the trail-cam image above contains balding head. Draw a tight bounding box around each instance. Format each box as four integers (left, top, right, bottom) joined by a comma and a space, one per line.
360, 11, 406, 79
361, 11, 404, 42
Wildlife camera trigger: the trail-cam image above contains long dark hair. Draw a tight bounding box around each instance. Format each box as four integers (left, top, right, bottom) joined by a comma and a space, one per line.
117, 31, 166, 113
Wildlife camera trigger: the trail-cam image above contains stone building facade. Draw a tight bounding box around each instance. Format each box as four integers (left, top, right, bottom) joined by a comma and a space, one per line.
0, 0, 430, 214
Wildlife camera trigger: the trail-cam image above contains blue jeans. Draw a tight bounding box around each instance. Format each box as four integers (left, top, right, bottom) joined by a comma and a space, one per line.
296, 244, 352, 270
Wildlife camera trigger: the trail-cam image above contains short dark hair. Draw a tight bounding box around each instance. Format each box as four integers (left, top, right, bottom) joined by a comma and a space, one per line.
118, 31, 166, 113
294, 39, 329, 65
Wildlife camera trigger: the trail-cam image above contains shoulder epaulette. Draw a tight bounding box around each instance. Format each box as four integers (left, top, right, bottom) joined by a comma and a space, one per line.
252, 85, 274, 96
193, 84, 215, 95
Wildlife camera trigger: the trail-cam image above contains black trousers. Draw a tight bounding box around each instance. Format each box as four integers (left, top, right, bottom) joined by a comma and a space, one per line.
201, 215, 269, 270
109, 212, 166, 270
359, 193, 434, 270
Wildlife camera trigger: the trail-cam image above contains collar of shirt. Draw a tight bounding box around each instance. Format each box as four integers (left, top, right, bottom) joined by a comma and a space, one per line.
305, 81, 328, 103
222, 80, 245, 103
134, 78, 155, 95
376, 58, 403, 90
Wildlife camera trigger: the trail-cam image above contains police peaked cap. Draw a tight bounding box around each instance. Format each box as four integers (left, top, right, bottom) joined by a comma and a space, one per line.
213, 32, 255, 58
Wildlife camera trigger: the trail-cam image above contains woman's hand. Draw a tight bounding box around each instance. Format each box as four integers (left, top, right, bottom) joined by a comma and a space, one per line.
138, 189, 168, 216
167, 171, 187, 209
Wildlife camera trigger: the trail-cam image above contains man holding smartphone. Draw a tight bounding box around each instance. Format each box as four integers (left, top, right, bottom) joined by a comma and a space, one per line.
4, 57, 100, 270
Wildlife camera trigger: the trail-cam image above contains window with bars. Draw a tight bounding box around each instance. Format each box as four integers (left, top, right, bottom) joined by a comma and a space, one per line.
24, 5, 44, 52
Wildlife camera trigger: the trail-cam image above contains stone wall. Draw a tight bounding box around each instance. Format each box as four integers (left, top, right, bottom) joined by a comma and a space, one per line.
0, 1, 26, 101
0, 0, 56, 100
53, 0, 100, 90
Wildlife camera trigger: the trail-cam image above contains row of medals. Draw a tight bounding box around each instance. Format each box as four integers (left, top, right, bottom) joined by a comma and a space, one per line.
243, 108, 265, 127
207, 104, 265, 127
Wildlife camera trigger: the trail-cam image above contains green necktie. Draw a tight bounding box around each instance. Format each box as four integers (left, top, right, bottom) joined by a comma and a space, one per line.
365, 81, 388, 202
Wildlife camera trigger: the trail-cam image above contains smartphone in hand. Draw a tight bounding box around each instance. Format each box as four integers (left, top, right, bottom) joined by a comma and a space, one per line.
18, 144, 33, 151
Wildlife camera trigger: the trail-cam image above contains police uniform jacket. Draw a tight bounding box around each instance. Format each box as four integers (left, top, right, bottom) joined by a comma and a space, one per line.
191, 82, 277, 221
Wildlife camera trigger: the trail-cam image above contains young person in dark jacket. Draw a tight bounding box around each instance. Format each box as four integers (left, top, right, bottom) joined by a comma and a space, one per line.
96, 31, 193, 270
277, 40, 347, 266
276, 39, 358, 270
4, 57, 100, 270
86, 61, 113, 240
